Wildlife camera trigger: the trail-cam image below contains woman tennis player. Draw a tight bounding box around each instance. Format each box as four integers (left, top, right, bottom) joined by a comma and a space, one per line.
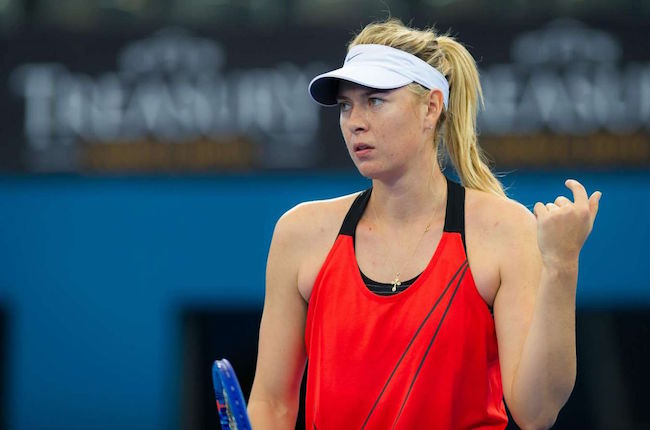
248, 19, 600, 429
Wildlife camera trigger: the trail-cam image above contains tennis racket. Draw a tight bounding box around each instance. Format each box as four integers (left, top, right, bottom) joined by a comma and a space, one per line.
212, 358, 252, 430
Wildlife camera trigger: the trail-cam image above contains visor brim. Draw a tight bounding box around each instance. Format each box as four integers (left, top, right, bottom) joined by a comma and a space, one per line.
308, 65, 413, 106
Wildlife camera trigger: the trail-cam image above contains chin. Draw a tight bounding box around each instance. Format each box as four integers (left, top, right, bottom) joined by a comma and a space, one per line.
354, 160, 389, 180
352, 159, 374, 176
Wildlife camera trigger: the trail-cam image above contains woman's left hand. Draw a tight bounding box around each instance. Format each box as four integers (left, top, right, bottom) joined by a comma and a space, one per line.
533, 179, 601, 269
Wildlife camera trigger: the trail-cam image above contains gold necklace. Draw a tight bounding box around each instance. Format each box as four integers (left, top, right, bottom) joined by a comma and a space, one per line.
369, 194, 438, 292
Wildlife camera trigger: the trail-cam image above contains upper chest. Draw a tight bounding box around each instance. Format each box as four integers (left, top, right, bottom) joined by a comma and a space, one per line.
297, 193, 503, 307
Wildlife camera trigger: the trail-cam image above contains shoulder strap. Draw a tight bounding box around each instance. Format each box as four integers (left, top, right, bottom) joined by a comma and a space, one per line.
339, 189, 372, 237
443, 179, 467, 253
339, 180, 466, 249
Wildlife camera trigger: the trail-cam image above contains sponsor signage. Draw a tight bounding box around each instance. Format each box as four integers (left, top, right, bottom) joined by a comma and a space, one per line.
478, 19, 650, 167
4, 27, 331, 172
2, 19, 648, 172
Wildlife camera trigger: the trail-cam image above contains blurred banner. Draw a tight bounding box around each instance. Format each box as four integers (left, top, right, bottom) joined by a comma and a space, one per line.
2, 18, 649, 172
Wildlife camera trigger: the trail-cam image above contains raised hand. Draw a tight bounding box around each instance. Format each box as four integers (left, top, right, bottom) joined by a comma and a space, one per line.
533, 179, 601, 268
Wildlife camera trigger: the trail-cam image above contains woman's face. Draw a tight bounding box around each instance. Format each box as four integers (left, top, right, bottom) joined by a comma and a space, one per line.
336, 82, 435, 180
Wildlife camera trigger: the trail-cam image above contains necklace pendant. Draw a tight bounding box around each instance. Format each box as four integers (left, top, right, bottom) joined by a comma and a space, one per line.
391, 274, 401, 292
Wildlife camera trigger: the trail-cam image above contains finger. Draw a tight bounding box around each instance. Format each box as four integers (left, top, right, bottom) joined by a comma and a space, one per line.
554, 196, 572, 207
589, 191, 602, 222
565, 179, 588, 207
533, 202, 547, 219
546, 202, 560, 211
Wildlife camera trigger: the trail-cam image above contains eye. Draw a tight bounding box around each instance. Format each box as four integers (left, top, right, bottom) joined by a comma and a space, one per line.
338, 101, 351, 112
369, 97, 384, 107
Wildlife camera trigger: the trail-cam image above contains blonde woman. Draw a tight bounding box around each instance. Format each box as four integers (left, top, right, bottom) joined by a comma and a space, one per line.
248, 19, 600, 429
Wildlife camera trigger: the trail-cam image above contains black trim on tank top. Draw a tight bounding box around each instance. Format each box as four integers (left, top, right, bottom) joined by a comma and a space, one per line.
338, 178, 470, 295
443, 179, 467, 254
339, 189, 372, 237
339, 178, 467, 255
360, 271, 419, 295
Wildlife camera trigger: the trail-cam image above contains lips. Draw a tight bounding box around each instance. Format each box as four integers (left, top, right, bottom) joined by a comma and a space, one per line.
353, 143, 375, 152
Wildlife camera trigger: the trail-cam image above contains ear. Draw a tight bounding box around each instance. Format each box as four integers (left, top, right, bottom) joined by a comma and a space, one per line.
424, 89, 444, 129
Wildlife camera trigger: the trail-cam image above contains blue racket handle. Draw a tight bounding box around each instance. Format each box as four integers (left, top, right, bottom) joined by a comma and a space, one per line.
212, 359, 252, 430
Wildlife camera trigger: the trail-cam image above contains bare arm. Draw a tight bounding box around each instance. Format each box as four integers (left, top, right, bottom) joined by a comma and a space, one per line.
248, 209, 309, 429
494, 180, 601, 430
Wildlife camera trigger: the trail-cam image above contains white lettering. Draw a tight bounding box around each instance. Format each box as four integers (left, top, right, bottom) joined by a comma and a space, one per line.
11, 61, 321, 154
479, 20, 649, 136
9, 64, 61, 149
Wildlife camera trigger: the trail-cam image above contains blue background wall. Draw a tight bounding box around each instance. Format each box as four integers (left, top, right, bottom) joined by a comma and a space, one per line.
0, 171, 647, 429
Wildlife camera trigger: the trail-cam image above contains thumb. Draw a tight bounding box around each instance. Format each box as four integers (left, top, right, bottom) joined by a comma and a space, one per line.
589, 191, 602, 222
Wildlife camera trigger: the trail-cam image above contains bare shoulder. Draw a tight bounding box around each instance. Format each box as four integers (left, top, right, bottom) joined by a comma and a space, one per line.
465, 187, 537, 241
274, 192, 361, 243
271, 191, 363, 301
463, 187, 539, 305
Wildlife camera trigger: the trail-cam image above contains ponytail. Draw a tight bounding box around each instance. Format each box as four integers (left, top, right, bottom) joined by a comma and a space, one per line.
436, 36, 505, 197
349, 19, 505, 197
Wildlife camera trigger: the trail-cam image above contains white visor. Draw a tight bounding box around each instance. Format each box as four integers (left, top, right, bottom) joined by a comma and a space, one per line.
309, 44, 450, 109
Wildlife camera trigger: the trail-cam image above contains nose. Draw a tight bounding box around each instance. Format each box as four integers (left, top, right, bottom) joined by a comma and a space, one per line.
344, 105, 369, 134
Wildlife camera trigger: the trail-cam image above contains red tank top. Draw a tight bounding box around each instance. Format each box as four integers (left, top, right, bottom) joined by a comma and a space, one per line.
304, 179, 508, 429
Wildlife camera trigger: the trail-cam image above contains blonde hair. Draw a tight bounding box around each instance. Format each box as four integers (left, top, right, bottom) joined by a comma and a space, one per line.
349, 19, 505, 196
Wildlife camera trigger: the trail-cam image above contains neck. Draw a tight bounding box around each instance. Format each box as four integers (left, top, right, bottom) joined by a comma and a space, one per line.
369, 163, 447, 225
